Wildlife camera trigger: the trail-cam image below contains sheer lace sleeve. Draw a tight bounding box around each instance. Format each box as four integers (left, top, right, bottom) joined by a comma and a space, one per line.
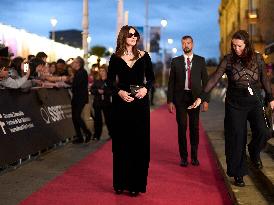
257, 54, 273, 102
200, 56, 227, 101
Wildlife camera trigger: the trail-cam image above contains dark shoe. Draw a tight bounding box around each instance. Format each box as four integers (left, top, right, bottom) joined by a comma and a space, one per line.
180, 159, 188, 167
129, 191, 139, 197
72, 137, 84, 144
92, 136, 100, 141
85, 132, 92, 143
250, 158, 263, 169
234, 176, 245, 187
114, 189, 123, 195
191, 158, 200, 166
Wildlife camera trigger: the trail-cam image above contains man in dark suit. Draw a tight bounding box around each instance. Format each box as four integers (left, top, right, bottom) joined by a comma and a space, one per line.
71, 56, 92, 144
167, 35, 209, 167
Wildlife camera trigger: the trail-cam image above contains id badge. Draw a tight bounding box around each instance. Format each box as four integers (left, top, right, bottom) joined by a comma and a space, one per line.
248, 86, 254, 95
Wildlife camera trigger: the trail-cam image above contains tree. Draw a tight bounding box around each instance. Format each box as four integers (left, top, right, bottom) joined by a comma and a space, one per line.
206, 58, 218, 66
89, 45, 110, 66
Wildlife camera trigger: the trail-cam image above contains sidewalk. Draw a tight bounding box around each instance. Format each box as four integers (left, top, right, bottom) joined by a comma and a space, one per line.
201, 97, 274, 205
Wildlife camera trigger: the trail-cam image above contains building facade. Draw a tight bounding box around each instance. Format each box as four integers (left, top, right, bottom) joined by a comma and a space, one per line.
49, 29, 82, 49
219, 0, 274, 63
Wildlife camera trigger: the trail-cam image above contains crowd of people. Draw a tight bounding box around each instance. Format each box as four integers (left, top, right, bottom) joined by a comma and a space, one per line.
0, 48, 75, 90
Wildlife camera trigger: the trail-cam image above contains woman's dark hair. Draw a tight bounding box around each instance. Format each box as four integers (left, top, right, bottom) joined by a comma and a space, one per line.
11, 57, 24, 77
231, 30, 255, 66
29, 57, 45, 77
115, 25, 140, 60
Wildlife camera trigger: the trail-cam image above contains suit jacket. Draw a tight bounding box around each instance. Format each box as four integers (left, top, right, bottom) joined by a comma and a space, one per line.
91, 79, 112, 107
167, 54, 209, 105
71, 67, 89, 106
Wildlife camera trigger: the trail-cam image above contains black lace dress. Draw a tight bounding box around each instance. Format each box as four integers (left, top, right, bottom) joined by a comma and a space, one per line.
107, 52, 155, 192
200, 53, 273, 177
200, 53, 272, 102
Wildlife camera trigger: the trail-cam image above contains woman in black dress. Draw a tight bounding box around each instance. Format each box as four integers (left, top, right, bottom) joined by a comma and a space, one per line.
189, 30, 274, 187
107, 25, 155, 196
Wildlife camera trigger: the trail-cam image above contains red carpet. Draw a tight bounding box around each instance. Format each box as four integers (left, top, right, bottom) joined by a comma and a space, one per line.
20, 106, 232, 205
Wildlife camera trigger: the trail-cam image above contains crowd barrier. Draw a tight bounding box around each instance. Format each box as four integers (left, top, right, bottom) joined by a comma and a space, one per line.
0, 88, 74, 166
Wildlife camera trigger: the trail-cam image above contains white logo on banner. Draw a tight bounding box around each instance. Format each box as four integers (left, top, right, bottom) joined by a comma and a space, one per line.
40, 104, 71, 124
0, 111, 34, 135
0, 121, 6, 134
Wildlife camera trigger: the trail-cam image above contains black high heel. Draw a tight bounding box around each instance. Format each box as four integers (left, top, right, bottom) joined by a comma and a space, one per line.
129, 191, 139, 197
234, 176, 245, 187
114, 189, 123, 195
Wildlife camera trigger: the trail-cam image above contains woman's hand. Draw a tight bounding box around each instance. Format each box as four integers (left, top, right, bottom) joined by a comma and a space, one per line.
135, 87, 147, 99
188, 98, 202, 109
118, 90, 134, 102
270, 100, 274, 110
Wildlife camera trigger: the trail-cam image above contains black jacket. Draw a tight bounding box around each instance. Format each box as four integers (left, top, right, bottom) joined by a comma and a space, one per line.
167, 54, 209, 104
71, 67, 88, 106
91, 79, 112, 107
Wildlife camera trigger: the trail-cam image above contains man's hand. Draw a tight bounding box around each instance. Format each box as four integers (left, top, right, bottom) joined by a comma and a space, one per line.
168, 102, 175, 113
201, 102, 209, 112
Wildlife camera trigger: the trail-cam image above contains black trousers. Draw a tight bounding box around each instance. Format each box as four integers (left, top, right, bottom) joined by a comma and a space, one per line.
71, 103, 91, 139
93, 105, 112, 139
224, 95, 267, 177
175, 91, 200, 160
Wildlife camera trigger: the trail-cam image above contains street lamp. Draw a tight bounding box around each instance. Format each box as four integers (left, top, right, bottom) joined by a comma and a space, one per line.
108, 47, 114, 53
167, 38, 173, 44
87, 35, 92, 49
172, 47, 177, 54
161, 19, 167, 87
50, 17, 58, 41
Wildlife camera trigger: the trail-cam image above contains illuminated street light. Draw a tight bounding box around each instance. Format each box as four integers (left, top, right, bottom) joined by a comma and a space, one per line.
172, 47, 177, 54
160, 19, 168, 28
87, 36, 92, 44
167, 38, 173, 44
50, 17, 58, 41
108, 47, 114, 53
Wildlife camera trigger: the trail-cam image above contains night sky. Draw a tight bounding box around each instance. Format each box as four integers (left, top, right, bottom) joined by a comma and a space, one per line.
0, 0, 221, 59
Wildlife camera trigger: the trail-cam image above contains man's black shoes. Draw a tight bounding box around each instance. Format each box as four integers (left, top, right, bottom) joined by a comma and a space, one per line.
234, 176, 245, 187
250, 158, 263, 169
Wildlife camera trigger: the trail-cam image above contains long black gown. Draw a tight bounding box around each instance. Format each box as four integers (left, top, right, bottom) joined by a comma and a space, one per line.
107, 52, 155, 193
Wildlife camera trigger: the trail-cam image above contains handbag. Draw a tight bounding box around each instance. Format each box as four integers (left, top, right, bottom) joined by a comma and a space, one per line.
242, 67, 274, 141
262, 104, 274, 140
130, 85, 144, 96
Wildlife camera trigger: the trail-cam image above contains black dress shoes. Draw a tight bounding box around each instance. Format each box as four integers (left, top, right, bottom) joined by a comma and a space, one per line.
251, 158, 263, 169
234, 176, 245, 187
180, 159, 188, 167
191, 158, 200, 166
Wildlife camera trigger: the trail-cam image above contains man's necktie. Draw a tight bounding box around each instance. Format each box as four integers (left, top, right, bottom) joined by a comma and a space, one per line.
187, 58, 191, 89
